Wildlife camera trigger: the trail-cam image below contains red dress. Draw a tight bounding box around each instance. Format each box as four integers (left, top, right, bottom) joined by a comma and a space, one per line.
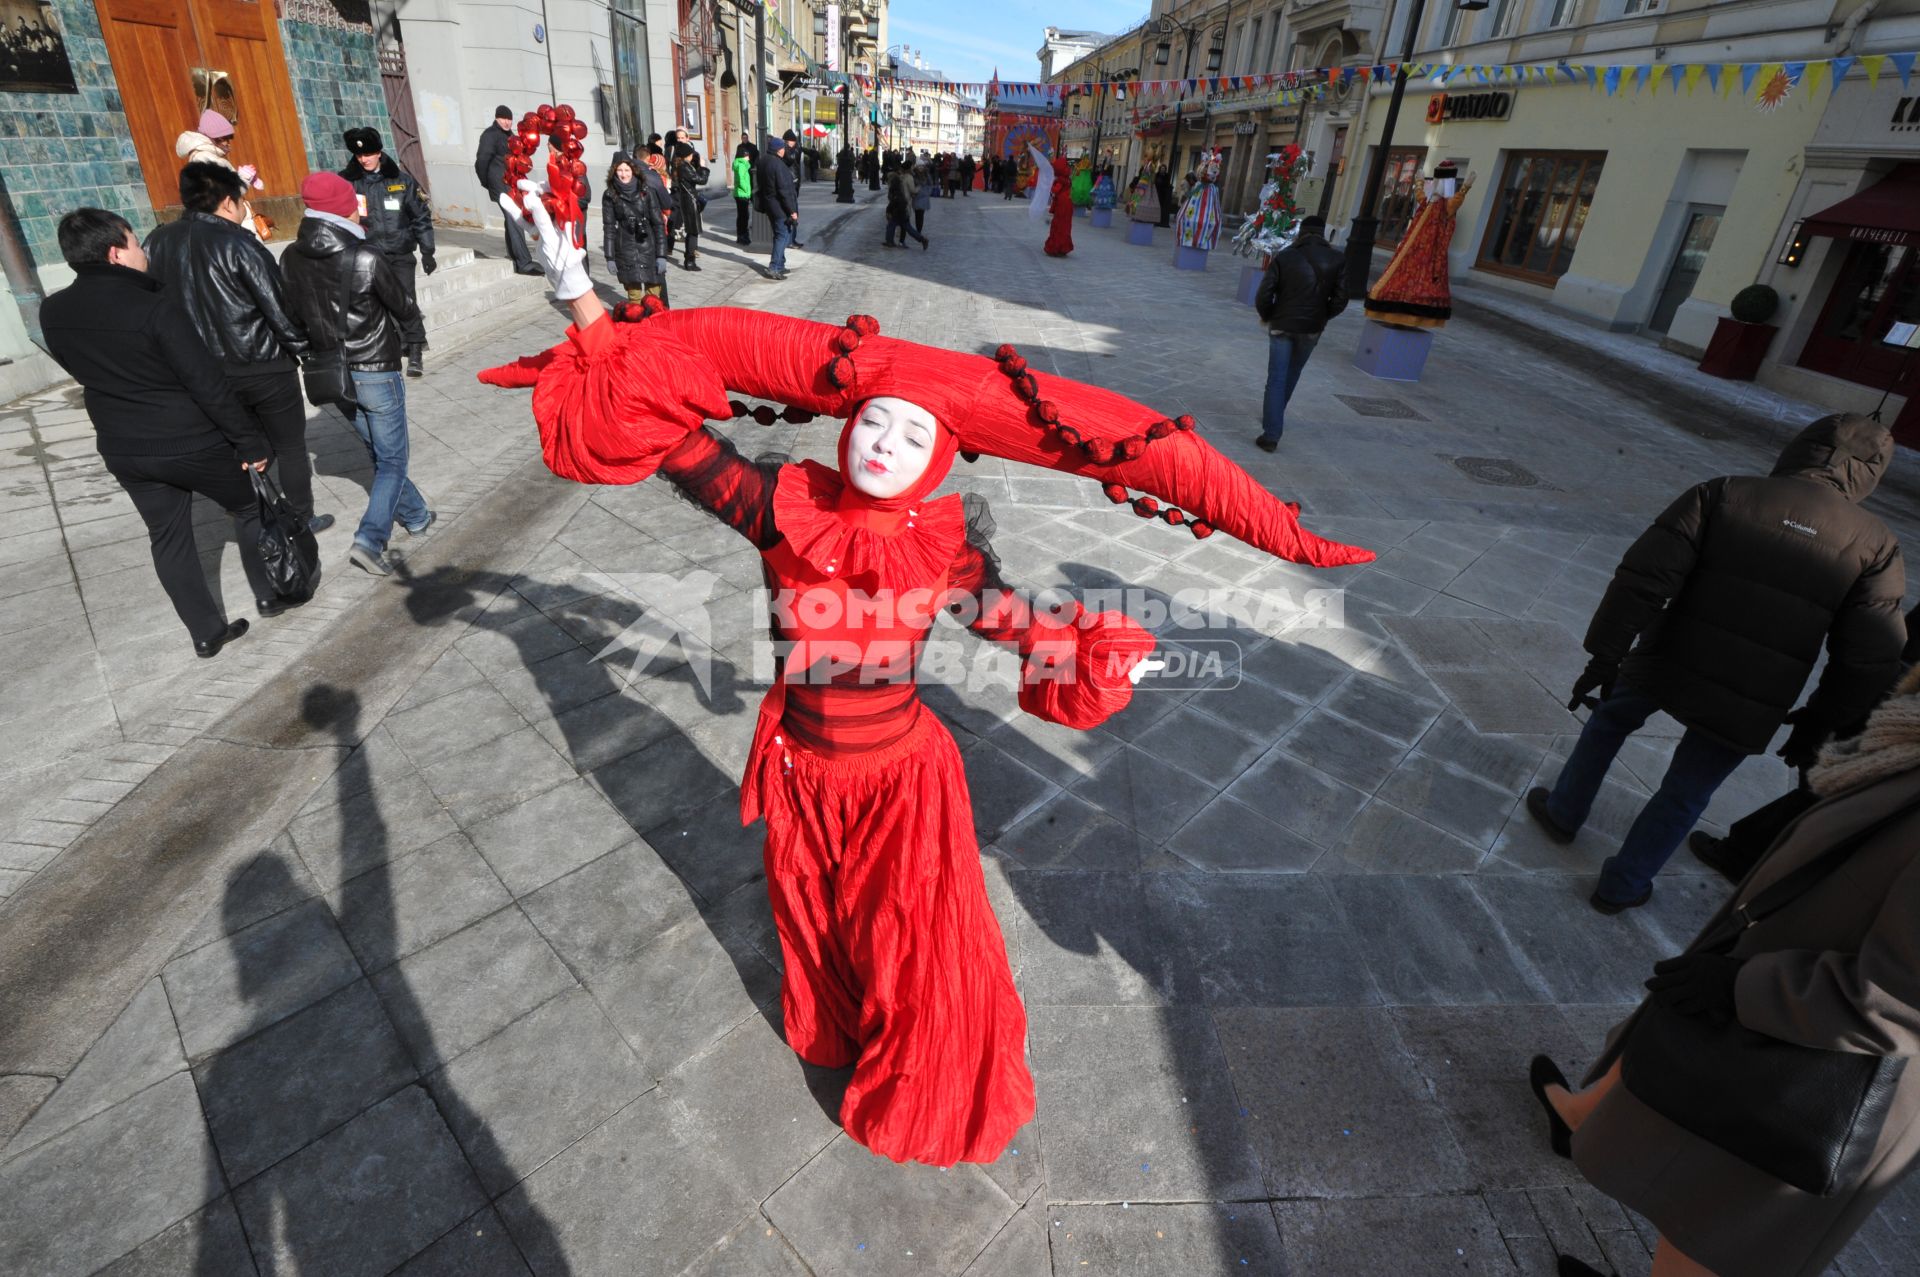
1043, 158, 1075, 258
540, 317, 1154, 1166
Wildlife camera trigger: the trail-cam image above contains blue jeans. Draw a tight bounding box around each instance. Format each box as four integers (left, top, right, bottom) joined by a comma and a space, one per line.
347, 370, 429, 554
770, 215, 793, 273
1260, 331, 1318, 442
1544, 683, 1747, 903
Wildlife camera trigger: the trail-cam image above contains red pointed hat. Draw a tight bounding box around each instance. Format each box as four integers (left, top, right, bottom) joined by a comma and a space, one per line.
479, 305, 1373, 568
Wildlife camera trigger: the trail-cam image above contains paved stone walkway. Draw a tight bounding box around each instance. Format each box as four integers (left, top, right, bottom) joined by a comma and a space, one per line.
2, 189, 1918, 1276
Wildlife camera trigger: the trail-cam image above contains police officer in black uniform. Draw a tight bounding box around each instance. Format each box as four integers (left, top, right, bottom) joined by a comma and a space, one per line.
341, 126, 435, 377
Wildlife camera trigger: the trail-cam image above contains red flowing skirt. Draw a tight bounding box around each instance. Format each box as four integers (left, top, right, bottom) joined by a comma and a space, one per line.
751, 704, 1035, 1166
1045, 192, 1075, 257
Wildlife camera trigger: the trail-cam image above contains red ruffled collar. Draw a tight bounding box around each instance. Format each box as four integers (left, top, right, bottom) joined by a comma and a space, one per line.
771, 460, 966, 593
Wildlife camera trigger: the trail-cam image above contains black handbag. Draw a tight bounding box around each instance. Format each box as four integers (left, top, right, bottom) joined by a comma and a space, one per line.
251, 470, 320, 602
1621, 799, 1919, 1196
299, 253, 359, 413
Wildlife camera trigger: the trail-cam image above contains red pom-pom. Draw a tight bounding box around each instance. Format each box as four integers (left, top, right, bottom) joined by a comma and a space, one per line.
1011, 372, 1038, 401
1285, 501, 1300, 516
1146, 420, 1173, 440
1174, 414, 1196, 431
831, 329, 859, 354
751, 405, 778, 425
1191, 521, 1213, 538
847, 315, 879, 335
1164, 507, 1185, 525
1034, 401, 1060, 425
1102, 483, 1128, 503
826, 355, 854, 389
1119, 438, 1145, 460
1132, 496, 1159, 517
994, 343, 1020, 361
537, 104, 556, 122
998, 354, 1027, 375
1084, 440, 1113, 462
1056, 425, 1081, 446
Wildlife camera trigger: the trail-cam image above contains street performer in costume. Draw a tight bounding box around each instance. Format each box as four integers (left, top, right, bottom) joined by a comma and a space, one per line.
1363, 161, 1476, 330
481, 131, 1373, 1167
1035, 147, 1075, 258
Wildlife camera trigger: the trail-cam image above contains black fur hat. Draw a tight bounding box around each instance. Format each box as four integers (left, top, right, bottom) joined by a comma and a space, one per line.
344, 127, 384, 156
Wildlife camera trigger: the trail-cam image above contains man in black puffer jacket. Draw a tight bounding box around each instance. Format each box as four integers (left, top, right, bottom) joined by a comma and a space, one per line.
1528, 413, 1907, 914
282, 172, 432, 579
41, 208, 276, 657
1253, 215, 1348, 452
342, 126, 434, 376
146, 161, 332, 532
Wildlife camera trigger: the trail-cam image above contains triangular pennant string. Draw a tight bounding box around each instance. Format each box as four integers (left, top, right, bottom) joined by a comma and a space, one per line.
1863, 54, 1885, 87
1893, 52, 1916, 87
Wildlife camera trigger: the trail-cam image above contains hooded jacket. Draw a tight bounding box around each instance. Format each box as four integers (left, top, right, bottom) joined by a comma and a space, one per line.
1257, 231, 1349, 336
337, 153, 435, 262
1586, 414, 1908, 753
144, 210, 308, 373
280, 216, 418, 373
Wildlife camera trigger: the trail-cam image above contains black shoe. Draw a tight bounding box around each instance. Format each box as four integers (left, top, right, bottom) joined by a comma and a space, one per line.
306, 512, 335, 534
1527, 1055, 1574, 1160
406, 346, 424, 378
1557, 1258, 1606, 1277
736, 237, 750, 246
767, 270, 788, 281
1589, 885, 1652, 915
255, 594, 310, 619
1689, 830, 1749, 885
1526, 787, 1577, 844
514, 265, 545, 276
921, 234, 930, 251
1253, 435, 1278, 453
683, 260, 702, 272
793, 241, 806, 249
194, 618, 248, 658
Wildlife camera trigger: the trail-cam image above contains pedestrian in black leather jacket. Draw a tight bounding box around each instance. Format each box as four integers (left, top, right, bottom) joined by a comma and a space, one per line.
1251, 218, 1349, 451
281, 209, 416, 374
146, 161, 330, 525
341, 127, 434, 373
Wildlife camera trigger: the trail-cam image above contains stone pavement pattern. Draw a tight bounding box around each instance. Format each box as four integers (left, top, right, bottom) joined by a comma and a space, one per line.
3, 189, 1920, 1276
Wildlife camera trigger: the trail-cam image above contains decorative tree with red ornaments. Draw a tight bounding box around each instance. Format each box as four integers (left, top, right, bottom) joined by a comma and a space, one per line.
1231, 145, 1307, 261
505, 103, 590, 248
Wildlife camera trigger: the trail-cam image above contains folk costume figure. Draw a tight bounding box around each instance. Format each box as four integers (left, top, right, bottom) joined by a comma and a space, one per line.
1069, 157, 1094, 208
1128, 170, 1161, 226
1176, 150, 1223, 251
486, 176, 1375, 1168
1364, 162, 1476, 330
1091, 167, 1116, 212
1043, 154, 1075, 257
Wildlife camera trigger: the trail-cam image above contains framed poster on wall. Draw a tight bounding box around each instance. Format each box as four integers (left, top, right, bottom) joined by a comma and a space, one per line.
1, 0, 79, 94
681, 93, 702, 139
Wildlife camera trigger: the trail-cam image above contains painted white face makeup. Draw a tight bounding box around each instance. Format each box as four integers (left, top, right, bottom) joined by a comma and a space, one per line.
845, 396, 940, 500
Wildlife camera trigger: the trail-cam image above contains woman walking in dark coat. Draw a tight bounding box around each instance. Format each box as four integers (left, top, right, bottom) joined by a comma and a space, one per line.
1531, 666, 1920, 1277
602, 153, 665, 304
669, 142, 706, 272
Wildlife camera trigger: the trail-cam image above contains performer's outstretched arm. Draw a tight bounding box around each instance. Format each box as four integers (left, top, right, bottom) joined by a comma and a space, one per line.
945, 516, 1156, 730
655, 428, 782, 550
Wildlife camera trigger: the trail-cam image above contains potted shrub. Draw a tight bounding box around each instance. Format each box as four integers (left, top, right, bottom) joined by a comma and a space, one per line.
1698, 284, 1781, 381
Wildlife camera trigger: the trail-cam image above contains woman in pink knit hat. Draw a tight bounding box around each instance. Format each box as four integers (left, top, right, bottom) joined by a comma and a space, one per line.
176, 108, 267, 236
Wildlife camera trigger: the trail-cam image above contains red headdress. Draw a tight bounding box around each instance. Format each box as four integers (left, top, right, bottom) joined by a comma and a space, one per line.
479, 306, 1373, 568
505, 104, 589, 248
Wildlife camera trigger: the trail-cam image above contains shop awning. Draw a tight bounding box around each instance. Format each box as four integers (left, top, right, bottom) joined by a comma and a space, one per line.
1802, 164, 1920, 248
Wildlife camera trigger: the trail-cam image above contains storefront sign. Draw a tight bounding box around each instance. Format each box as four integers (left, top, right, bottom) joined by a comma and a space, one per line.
1426, 91, 1512, 124
1895, 96, 1919, 132
1233, 121, 1258, 134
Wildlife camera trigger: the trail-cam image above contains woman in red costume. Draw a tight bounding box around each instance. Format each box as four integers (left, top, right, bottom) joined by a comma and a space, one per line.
486, 168, 1373, 1167
1043, 153, 1074, 257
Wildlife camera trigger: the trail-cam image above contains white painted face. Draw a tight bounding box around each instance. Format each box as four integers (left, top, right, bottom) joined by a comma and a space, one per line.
845, 396, 941, 500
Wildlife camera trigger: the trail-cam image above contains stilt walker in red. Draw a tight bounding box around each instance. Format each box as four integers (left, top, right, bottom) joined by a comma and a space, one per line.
485, 160, 1374, 1167
1042, 154, 1075, 257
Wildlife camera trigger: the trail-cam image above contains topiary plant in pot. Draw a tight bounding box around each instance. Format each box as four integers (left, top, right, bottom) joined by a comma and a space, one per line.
1700, 283, 1781, 380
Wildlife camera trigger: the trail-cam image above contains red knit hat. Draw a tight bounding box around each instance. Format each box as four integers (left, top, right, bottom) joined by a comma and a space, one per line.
299, 172, 357, 218
480, 308, 1374, 568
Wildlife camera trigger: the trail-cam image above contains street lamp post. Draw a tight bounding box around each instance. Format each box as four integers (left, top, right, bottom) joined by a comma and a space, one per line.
1343, 0, 1485, 294
1156, 14, 1200, 181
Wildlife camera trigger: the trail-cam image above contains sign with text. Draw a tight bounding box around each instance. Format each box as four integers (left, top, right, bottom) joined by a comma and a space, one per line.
1426, 90, 1513, 124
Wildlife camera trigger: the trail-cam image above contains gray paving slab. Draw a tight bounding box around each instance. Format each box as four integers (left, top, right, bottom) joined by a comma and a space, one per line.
1152, 873, 1380, 1007
92, 1196, 255, 1277
0, 1072, 218, 1277
1272, 1193, 1517, 1275
8, 979, 183, 1156
232, 1084, 485, 1276
288, 771, 461, 889
680, 1214, 816, 1277
465, 778, 638, 898
581, 912, 780, 1078
161, 895, 362, 1063
1223, 746, 1370, 848
391, 1208, 533, 1276
328, 832, 513, 971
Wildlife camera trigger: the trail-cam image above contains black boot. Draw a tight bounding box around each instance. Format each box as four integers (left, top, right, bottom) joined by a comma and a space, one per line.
406, 344, 424, 378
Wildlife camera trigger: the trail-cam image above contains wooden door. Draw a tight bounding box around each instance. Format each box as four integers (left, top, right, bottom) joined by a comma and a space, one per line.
190, 0, 310, 197
91, 0, 309, 209
93, 0, 201, 209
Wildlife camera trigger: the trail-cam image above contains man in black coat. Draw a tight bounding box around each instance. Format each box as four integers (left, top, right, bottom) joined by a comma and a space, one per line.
475, 104, 539, 277
1253, 215, 1347, 451
1529, 413, 1907, 913
41, 208, 277, 657
342, 126, 434, 377
758, 134, 800, 281
146, 161, 333, 533
669, 141, 705, 271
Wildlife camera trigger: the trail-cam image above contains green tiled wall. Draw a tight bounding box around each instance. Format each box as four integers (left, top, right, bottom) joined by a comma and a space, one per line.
279, 9, 394, 176
0, 0, 151, 269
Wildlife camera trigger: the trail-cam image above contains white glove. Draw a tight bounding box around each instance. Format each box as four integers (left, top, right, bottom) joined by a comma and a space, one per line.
500, 179, 593, 301
655, 257, 668, 276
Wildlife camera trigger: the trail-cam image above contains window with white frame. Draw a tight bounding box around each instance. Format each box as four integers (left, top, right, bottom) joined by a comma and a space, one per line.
1490, 0, 1520, 37
1623, 0, 1662, 12
1547, 0, 1582, 26
1439, 2, 1467, 44
1247, 16, 1263, 73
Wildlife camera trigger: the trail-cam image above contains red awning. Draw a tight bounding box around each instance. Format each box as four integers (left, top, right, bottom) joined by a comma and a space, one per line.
1802, 164, 1920, 248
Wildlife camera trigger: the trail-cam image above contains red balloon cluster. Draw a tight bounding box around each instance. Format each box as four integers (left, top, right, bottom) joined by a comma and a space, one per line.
503, 103, 589, 248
